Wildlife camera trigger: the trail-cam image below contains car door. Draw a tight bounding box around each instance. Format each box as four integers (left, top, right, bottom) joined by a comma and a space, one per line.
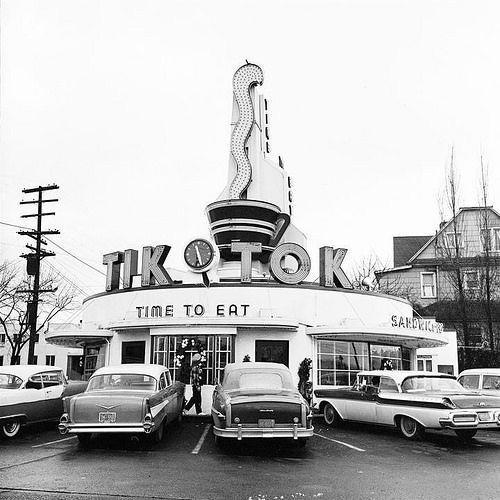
23, 373, 48, 422
42, 370, 65, 420
344, 376, 378, 422
376, 376, 400, 425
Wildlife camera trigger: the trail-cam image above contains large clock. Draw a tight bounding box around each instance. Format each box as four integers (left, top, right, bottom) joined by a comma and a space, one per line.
184, 239, 216, 272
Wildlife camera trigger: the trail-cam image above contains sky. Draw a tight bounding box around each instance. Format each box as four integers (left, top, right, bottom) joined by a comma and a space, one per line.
1, 0, 500, 311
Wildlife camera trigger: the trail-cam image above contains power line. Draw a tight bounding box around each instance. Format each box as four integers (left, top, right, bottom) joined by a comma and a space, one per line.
0, 219, 106, 277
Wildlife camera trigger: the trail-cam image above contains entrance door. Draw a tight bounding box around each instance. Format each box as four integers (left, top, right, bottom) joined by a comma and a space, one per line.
255, 340, 289, 367
122, 341, 146, 364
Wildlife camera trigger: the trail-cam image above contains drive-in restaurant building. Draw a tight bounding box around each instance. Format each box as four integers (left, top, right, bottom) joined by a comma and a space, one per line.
46, 64, 450, 398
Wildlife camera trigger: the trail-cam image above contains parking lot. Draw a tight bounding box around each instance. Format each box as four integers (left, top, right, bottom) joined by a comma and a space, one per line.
1, 417, 499, 500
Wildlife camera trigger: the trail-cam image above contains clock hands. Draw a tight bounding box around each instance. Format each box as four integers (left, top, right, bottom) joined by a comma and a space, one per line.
195, 245, 203, 266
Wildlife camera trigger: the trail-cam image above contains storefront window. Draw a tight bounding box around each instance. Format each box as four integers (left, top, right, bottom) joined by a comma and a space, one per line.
370, 344, 402, 370
83, 345, 105, 380
317, 340, 369, 386
152, 335, 234, 385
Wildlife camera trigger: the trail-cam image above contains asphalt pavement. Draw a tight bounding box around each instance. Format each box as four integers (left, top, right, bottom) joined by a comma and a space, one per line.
0, 417, 499, 500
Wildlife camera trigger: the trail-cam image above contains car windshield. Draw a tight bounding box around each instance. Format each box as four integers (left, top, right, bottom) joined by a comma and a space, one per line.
87, 374, 157, 391
0, 374, 23, 389
224, 370, 295, 391
401, 376, 464, 393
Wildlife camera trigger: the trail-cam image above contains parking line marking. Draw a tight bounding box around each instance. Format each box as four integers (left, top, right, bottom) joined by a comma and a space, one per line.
313, 432, 366, 452
32, 436, 77, 448
191, 423, 211, 454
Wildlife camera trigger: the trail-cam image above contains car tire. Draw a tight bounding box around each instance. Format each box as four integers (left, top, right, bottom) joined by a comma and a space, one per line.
1, 419, 21, 439
455, 429, 477, 442
214, 434, 228, 449
296, 438, 308, 448
323, 403, 341, 426
76, 433, 93, 448
398, 416, 424, 440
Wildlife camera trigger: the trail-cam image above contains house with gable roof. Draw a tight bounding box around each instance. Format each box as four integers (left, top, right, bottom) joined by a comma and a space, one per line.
376, 206, 500, 369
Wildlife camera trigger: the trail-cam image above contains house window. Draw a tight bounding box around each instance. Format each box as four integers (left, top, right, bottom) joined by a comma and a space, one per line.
0, 355, 3, 366
468, 327, 483, 346
0, 333, 5, 344
45, 355, 55, 366
445, 232, 462, 249
494, 228, 500, 251
464, 271, 479, 290
33, 355, 38, 365
420, 272, 437, 298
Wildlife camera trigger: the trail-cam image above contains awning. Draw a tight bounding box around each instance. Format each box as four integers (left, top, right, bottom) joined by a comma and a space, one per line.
45, 329, 114, 348
307, 325, 447, 349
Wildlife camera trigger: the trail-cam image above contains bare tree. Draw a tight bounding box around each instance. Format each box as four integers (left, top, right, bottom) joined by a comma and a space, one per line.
0, 261, 78, 364
436, 148, 471, 358
477, 155, 498, 352
351, 254, 416, 302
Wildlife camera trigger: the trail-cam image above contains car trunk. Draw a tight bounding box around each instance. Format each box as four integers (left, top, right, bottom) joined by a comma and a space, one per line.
71, 390, 149, 424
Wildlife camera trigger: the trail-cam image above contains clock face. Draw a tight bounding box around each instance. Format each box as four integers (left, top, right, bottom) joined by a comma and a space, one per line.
184, 239, 215, 271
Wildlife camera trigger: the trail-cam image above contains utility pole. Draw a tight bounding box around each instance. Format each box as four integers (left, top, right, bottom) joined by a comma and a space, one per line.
18, 184, 60, 364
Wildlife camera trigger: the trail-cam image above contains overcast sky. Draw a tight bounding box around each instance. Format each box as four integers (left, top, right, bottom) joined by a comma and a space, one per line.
1, 0, 500, 305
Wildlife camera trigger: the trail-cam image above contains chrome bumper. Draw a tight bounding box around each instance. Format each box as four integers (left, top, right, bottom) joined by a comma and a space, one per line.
439, 410, 500, 429
59, 413, 155, 435
213, 424, 313, 440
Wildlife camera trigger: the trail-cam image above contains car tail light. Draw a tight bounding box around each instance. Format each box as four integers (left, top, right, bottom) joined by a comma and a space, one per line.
442, 398, 456, 409
293, 417, 299, 423
234, 417, 240, 424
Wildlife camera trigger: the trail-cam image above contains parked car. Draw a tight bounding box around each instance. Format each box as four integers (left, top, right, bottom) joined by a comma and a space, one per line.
58, 364, 185, 446
211, 362, 313, 446
314, 370, 500, 441
458, 368, 500, 396
0, 365, 87, 439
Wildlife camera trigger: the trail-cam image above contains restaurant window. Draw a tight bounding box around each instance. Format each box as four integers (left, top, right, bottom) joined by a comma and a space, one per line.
0, 333, 5, 344
420, 272, 436, 298
402, 347, 411, 370
417, 357, 432, 372
316, 340, 369, 386
83, 345, 105, 380
370, 345, 402, 370
45, 355, 55, 366
152, 335, 234, 385
33, 355, 38, 365
0, 355, 3, 366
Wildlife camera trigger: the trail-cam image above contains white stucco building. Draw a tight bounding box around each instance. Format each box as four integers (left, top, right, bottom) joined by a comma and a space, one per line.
47, 64, 453, 406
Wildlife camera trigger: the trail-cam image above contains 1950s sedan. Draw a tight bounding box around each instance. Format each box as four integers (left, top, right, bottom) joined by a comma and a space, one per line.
211, 362, 313, 446
58, 364, 185, 446
314, 370, 500, 441
0, 365, 87, 439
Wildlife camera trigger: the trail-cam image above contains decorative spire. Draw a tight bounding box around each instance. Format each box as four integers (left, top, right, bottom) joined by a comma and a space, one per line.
228, 63, 264, 199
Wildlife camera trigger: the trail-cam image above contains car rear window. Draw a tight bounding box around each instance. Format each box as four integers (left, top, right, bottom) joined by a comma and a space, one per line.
0, 374, 23, 389
483, 375, 500, 390
224, 370, 294, 390
87, 374, 157, 391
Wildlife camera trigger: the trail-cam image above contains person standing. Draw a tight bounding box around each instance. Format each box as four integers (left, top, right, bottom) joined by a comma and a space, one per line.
184, 353, 203, 414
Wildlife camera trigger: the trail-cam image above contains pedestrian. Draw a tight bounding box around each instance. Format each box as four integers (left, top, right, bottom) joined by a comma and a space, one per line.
184, 353, 203, 415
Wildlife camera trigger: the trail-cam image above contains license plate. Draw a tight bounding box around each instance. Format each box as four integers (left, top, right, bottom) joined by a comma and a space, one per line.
258, 419, 275, 428
98, 412, 116, 423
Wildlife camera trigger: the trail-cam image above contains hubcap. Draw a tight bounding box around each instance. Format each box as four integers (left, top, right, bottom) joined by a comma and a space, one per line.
402, 418, 416, 435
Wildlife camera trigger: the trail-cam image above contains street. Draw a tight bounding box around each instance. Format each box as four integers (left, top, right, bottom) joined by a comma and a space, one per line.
1, 417, 499, 500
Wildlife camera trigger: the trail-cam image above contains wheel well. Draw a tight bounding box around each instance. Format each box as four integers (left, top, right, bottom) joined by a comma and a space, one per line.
394, 414, 425, 429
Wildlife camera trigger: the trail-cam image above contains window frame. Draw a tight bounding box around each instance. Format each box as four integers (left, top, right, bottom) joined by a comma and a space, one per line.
420, 272, 437, 299
463, 270, 479, 290
445, 232, 463, 249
